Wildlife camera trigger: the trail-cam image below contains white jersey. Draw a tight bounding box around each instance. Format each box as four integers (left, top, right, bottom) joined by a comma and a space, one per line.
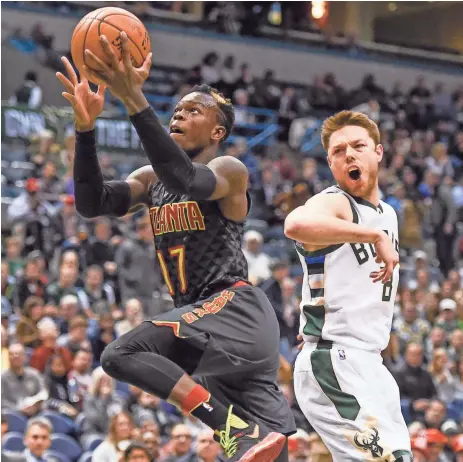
296, 185, 399, 352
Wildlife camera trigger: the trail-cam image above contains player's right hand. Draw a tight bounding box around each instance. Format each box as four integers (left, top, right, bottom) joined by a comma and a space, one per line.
370, 231, 399, 284
56, 56, 106, 131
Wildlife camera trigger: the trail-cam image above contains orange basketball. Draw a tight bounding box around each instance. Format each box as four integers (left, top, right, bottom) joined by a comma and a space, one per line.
71, 7, 151, 80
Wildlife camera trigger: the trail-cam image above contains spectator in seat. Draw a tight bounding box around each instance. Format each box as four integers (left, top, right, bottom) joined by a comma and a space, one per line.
78, 265, 116, 319
448, 329, 463, 373
1, 343, 48, 417
142, 431, 161, 461
83, 367, 125, 435
91, 412, 134, 462
30, 319, 73, 374
56, 294, 80, 335
425, 327, 448, 362
45, 265, 82, 306
242, 231, 272, 285
428, 348, 457, 404
89, 312, 116, 367
67, 348, 93, 411
9, 71, 42, 109
40, 160, 63, 196
436, 299, 459, 334
51, 196, 83, 248
44, 352, 78, 418
115, 214, 161, 317
116, 298, 144, 337
421, 400, 448, 431
15, 296, 44, 349
57, 315, 90, 354
163, 424, 195, 462
22, 416, 62, 462
195, 429, 221, 462
393, 302, 431, 355
5, 236, 25, 279
131, 391, 176, 438
200, 52, 220, 86
2, 262, 16, 315
123, 442, 153, 462
86, 218, 116, 268
395, 343, 437, 421
259, 261, 290, 340
15, 257, 45, 308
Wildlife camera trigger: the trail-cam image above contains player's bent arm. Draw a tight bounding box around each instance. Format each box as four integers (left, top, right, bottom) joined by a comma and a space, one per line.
284, 193, 382, 247
73, 131, 155, 218
129, 106, 221, 201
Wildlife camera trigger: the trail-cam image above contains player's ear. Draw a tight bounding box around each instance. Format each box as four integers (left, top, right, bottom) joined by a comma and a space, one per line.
375, 144, 383, 163
211, 125, 226, 143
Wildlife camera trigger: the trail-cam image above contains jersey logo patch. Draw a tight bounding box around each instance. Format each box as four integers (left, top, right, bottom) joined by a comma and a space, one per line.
338, 350, 346, 360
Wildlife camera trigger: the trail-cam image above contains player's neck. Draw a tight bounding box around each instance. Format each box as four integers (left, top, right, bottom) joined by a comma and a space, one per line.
191, 145, 218, 164
358, 188, 380, 208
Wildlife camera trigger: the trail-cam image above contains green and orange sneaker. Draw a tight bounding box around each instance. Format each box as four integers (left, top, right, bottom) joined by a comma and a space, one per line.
215, 406, 286, 462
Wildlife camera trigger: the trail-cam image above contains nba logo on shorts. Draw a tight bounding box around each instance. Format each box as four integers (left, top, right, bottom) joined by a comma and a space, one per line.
338, 350, 346, 360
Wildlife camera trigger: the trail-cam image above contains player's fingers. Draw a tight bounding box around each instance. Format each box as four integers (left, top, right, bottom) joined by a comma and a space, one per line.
62, 92, 77, 106
61, 56, 79, 86
382, 262, 393, 283
84, 50, 112, 75
100, 35, 120, 69
97, 84, 107, 98
82, 65, 108, 86
120, 32, 132, 69
372, 268, 386, 283
141, 52, 152, 75
375, 255, 382, 264
56, 72, 75, 94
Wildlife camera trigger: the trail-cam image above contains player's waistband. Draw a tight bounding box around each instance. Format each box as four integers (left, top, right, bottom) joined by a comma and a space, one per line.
302, 336, 382, 355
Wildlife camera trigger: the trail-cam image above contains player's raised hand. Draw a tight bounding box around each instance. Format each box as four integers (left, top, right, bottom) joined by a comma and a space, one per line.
56, 56, 106, 131
370, 231, 399, 284
82, 31, 152, 106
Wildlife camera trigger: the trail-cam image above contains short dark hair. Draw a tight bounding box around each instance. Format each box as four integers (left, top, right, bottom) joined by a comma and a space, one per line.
25, 71, 37, 82
124, 442, 151, 460
190, 84, 235, 143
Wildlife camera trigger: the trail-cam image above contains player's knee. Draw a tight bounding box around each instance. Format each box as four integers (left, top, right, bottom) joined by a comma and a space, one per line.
101, 341, 126, 380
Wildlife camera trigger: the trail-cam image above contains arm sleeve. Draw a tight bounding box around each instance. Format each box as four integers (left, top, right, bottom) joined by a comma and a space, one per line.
129, 106, 217, 199
74, 130, 132, 218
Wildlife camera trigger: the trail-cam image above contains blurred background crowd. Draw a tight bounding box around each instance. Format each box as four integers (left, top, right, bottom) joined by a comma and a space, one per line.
2, 1, 463, 462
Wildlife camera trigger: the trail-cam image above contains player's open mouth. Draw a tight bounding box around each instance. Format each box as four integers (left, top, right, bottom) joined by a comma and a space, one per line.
169, 127, 185, 135
348, 167, 361, 181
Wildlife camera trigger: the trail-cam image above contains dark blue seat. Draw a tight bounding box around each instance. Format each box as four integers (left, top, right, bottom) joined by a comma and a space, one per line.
3, 409, 27, 434
39, 411, 74, 435
2, 432, 25, 452
81, 433, 103, 452
50, 434, 82, 462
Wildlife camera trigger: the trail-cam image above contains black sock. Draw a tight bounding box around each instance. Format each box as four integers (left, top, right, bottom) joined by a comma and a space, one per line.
192, 396, 249, 432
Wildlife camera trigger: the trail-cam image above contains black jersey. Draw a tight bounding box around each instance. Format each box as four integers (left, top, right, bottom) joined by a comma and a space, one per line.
148, 182, 249, 307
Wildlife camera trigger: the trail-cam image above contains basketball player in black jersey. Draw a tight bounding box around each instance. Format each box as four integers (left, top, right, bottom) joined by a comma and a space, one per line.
57, 32, 295, 462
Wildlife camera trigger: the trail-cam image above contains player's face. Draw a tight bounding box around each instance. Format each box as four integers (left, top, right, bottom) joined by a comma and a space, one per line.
327, 126, 383, 199
169, 93, 226, 156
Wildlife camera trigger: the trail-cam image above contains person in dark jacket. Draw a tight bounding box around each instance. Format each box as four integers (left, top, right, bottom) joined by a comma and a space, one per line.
395, 343, 437, 422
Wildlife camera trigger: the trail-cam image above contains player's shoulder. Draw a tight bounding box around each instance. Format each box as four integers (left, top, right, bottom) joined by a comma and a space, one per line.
207, 155, 248, 176
379, 200, 398, 219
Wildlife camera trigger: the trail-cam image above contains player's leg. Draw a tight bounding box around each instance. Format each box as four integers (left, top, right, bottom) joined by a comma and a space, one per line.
101, 291, 286, 461
294, 342, 411, 461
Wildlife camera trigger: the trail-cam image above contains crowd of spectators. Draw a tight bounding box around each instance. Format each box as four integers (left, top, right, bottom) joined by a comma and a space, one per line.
3, 6, 463, 462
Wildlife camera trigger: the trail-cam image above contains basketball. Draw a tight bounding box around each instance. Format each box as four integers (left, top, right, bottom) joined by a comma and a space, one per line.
71, 7, 151, 78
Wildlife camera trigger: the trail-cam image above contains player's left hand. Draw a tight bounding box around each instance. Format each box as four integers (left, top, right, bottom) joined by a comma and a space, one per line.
82, 32, 152, 104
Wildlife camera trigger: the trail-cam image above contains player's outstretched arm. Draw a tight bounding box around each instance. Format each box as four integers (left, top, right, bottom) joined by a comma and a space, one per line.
284, 193, 398, 283
82, 33, 248, 220
56, 57, 155, 218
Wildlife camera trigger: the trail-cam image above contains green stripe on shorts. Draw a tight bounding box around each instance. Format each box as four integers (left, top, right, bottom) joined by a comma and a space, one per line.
311, 343, 361, 421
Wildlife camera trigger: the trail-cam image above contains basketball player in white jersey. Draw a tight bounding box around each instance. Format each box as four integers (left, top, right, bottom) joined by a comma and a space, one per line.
284, 111, 411, 461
